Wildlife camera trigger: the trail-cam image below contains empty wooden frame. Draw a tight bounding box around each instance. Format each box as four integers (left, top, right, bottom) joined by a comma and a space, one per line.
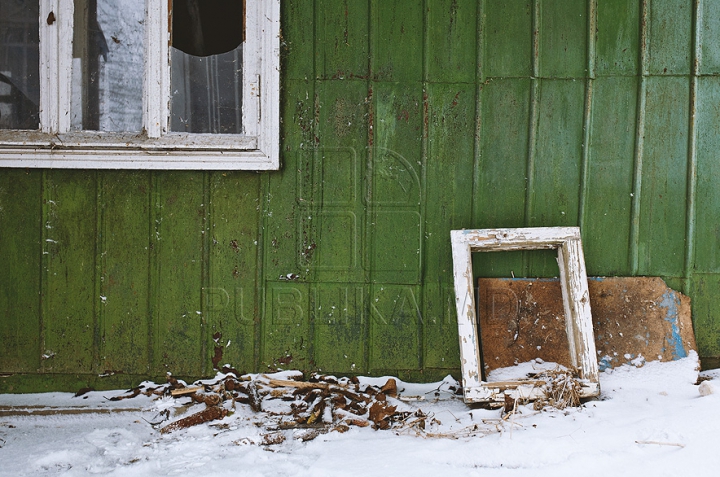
451, 227, 600, 404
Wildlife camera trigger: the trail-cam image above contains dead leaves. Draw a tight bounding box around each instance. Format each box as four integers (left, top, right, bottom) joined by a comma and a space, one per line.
106, 372, 481, 444
368, 401, 397, 430
117, 372, 420, 439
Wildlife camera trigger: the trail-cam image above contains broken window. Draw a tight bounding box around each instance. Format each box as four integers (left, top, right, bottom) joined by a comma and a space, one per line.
0, 1, 279, 170
0, 0, 39, 130
170, 0, 245, 134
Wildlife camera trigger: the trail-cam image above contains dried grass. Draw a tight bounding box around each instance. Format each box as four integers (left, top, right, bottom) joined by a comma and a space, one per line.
531, 367, 583, 411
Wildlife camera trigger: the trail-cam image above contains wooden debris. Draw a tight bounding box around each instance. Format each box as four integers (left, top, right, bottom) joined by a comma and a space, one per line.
118, 371, 464, 440
160, 406, 228, 434
262, 432, 286, 445
171, 386, 202, 397
74, 387, 95, 397
266, 379, 329, 390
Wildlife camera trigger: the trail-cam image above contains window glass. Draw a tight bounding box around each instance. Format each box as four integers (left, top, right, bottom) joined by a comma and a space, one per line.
0, 0, 39, 130
170, 0, 244, 134
71, 0, 144, 132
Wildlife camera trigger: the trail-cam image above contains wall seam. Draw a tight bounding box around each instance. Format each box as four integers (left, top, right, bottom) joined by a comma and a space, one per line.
684, 0, 701, 295
93, 171, 103, 373
629, 0, 649, 275
578, 0, 597, 233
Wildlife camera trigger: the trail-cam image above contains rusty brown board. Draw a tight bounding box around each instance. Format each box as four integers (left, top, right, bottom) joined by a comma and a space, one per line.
477, 277, 696, 376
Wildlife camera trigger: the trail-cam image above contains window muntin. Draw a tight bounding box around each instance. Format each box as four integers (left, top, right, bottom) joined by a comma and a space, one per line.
0, 0, 279, 170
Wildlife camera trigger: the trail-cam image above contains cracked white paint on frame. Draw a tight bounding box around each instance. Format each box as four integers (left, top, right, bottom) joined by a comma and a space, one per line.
450, 227, 600, 404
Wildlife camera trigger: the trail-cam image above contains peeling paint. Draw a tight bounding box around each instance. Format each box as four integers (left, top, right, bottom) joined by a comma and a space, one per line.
659, 290, 688, 360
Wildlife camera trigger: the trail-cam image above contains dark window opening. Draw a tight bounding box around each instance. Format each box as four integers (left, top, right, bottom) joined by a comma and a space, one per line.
170, 0, 245, 134
171, 0, 244, 57
0, 0, 39, 130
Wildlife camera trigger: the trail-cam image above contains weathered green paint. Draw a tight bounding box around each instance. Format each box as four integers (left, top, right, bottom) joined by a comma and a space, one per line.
100, 171, 152, 374
0, 170, 42, 373
3, 0, 720, 392
42, 171, 98, 374
595, 0, 640, 75
583, 77, 637, 275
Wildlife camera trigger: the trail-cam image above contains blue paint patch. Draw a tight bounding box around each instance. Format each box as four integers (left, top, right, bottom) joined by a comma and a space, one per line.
658, 290, 688, 360
598, 355, 614, 372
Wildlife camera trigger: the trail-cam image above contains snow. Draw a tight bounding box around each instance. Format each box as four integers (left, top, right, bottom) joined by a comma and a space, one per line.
1, 352, 720, 476
486, 358, 565, 382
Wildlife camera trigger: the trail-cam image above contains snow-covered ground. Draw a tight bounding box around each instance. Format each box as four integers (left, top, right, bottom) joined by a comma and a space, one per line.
1, 353, 719, 477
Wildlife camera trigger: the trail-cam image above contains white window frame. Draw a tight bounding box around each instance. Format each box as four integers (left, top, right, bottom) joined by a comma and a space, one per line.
451, 227, 600, 404
0, 0, 280, 170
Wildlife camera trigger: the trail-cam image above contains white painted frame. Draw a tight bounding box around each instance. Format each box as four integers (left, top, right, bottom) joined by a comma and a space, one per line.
450, 227, 600, 404
0, 0, 280, 170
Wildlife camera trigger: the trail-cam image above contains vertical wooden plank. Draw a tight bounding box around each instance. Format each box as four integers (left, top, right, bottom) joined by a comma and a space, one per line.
482, 0, 533, 78
308, 80, 368, 283
528, 79, 585, 276
425, 0, 477, 83
424, 84, 476, 280
283, 0, 316, 81
206, 172, 260, 373
538, 0, 587, 78
693, 76, 720, 274
699, 0, 720, 74
692, 274, 720, 360
42, 171, 97, 373
529, 79, 585, 227
262, 282, 310, 369
152, 172, 204, 376
315, 0, 369, 79
595, 0, 641, 75
262, 72, 316, 368
474, 79, 531, 277
584, 77, 638, 275
369, 284, 421, 373
476, 80, 531, 229
637, 77, 689, 276
422, 284, 459, 370
368, 83, 423, 286
423, 83, 475, 369
313, 284, 366, 373
100, 171, 151, 374
646, 0, 692, 75
0, 170, 42, 372
371, 0, 423, 82
265, 82, 314, 282
308, 80, 369, 372
530, 80, 586, 226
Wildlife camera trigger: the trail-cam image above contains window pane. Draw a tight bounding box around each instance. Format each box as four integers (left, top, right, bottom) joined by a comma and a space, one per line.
71, 0, 144, 132
170, 0, 244, 134
0, 0, 39, 130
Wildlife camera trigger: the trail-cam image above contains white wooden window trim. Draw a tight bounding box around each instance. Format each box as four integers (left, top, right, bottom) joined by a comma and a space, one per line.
144, 1, 169, 139
39, 0, 73, 134
450, 227, 600, 404
0, 0, 280, 170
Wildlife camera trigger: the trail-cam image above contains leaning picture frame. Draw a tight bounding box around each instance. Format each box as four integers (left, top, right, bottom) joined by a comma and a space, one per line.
450, 227, 600, 404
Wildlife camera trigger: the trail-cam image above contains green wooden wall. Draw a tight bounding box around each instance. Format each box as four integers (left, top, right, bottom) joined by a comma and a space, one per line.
2, 0, 720, 392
